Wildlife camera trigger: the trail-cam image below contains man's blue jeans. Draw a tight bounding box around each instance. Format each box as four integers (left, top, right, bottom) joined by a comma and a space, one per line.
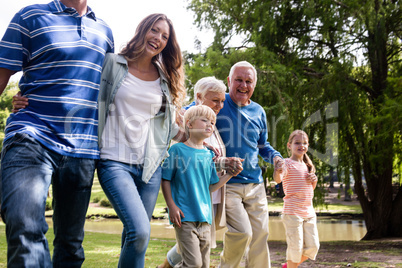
97, 159, 161, 268
1, 133, 96, 267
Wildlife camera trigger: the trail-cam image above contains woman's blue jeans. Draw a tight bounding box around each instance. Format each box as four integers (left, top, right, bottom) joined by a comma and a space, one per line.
97, 159, 162, 268
0, 133, 96, 267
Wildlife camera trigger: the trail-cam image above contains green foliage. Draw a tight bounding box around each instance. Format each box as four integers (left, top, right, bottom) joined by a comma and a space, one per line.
0, 109, 10, 151
0, 82, 18, 150
46, 198, 52, 211
0, 109, 10, 133
90, 175, 108, 204
99, 198, 112, 208
0, 82, 18, 111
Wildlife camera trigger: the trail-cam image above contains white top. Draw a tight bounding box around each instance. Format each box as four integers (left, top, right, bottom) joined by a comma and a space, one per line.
100, 72, 163, 164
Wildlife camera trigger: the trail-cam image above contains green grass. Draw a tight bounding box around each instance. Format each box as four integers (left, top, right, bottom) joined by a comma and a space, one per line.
49, 178, 362, 220
268, 199, 363, 214
87, 176, 168, 219
89, 181, 107, 204
47, 175, 364, 220
0, 223, 220, 267
0, 223, 174, 267
318, 203, 363, 213
88, 177, 363, 219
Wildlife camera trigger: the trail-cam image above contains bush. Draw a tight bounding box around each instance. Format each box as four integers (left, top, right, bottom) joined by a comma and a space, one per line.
92, 196, 101, 203
99, 198, 112, 208
45, 198, 52, 211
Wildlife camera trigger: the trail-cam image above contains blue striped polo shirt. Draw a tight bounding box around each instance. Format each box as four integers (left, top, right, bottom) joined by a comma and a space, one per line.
0, 0, 114, 159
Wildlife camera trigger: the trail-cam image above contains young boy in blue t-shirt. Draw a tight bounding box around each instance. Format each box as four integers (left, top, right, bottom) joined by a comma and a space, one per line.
162, 105, 233, 268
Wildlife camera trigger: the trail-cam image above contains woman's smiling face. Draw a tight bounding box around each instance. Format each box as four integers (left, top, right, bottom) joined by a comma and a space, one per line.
199, 91, 225, 115
144, 19, 169, 57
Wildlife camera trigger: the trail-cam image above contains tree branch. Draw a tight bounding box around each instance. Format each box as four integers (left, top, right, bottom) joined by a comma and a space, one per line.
346, 77, 376, 101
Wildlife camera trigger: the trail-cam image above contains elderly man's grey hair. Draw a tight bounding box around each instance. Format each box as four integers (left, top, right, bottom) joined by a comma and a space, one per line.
228, 61, 257, 84
194, 76, 227, 104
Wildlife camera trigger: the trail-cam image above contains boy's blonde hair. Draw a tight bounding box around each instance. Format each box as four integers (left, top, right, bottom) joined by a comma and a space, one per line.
287, 130, 316, 173
184, 105, 216, 137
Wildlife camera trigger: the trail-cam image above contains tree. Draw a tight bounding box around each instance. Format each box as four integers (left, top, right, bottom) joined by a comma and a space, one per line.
186, 0, 402, 239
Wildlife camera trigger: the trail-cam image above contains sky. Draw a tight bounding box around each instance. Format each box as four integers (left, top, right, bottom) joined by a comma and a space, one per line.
0, 0, 215, 82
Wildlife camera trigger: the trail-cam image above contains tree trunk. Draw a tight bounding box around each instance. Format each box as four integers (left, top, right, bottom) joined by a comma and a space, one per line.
329, 167, 335, 188
346, 112, 400, 239
356, 3, 401, 239
344, 168, 351, 201
359, 158, 394, 240
389, 187, 402, 237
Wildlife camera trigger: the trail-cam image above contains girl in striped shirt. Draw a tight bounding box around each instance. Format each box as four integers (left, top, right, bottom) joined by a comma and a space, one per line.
274, 130, 320, 268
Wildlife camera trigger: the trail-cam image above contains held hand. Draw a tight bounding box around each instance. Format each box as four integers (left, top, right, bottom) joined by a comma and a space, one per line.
168, 204, 184, 228
273, 157, 285, 184
274, 166, 284, 176
307, 173, 318, 183
12, 91, 29, 113
223, 157, 244, 176
274, 156, 284, 172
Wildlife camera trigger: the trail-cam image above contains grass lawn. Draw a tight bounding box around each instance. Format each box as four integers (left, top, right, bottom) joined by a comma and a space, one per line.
88, 176, 363, 219
0, 223, 222, 267
0, 223, 176, 267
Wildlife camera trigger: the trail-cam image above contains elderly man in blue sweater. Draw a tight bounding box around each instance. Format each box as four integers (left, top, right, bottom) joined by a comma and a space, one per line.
217, 61, 284, 268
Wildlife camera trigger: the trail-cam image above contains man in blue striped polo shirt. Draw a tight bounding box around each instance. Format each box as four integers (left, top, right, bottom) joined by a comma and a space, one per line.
0, 0, 114, 266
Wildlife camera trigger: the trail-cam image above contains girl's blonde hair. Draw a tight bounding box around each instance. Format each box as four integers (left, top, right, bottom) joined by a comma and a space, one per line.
119, 13, 186, 108
288, 130, 316, 173
184, 105, 216, 137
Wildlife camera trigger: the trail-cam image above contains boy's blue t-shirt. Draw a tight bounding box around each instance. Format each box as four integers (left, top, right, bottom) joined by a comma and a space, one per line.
162, 142, 219, 225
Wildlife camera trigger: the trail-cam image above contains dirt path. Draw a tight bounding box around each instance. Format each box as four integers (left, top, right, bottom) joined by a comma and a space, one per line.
210, 183, 402, 267
210, 239, 402, 267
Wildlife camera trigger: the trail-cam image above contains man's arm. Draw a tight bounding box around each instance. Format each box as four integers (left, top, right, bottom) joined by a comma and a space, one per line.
258, 109, 283, 164
259, 142, 283, 164
0, 68, 16, 95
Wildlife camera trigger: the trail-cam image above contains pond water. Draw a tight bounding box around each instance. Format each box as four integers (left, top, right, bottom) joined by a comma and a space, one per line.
47, 217, 366, 241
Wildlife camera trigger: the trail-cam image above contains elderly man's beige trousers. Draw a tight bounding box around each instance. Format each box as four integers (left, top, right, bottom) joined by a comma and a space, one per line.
220, 183, 271, 268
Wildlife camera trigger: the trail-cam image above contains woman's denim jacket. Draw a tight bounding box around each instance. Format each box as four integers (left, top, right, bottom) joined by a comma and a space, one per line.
98, 53, 179, 183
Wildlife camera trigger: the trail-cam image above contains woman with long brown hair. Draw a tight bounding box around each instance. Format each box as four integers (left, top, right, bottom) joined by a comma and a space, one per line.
97, 13, 186, 267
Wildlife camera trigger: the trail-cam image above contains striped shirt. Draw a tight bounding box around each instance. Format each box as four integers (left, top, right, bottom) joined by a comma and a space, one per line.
282, 158, 315, 218
0, 0, 114, 159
